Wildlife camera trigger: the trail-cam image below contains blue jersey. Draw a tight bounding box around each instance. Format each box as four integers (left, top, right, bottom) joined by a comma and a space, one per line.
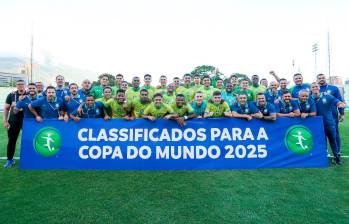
221, 91, 237, 107
231, 101, 259, 115
264, 89, 282, 104
72, 102, 104, 118
254, 102, 276, 116
30, 96, 64, 119
77, 89, 91, 100
65, 94, 84, 115
276, 100, 299, 114
319, 84, 344, 117
291, 83, 311, 98
311, 94, 339, 127
55, 87, 70, 100
191, 101, 207, 117
278, 88, 289, 95
16, 95, 38, 118
298, 98, 316, 114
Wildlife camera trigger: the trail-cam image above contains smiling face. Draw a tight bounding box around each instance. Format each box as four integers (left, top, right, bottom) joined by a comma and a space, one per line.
116, 91, 125, 103
100, 76, 109, 86
216, 80, 223, 89
293, 74, 303, 85
213, 94, 221, 104
121, 82, 128, 91
311, 83, 320, 95
317, 74, 327, 85
183, 75, 191, 85
132, 77, 140, 88
194, 76, 201, 85
257, 94, 266, 106
269, 81, 278, 91
103, 88, 112, 99
85, 96, 95, 107
82, 80, 91, 90
56, 75, 64, 87
176, 95, 185, 107
46, 88, 56, 101
240, 80, 249, 90
252, 75, 259, 85
160, 76, 167, 86
203, 77, 211, 87
194, 92, 203, 103
154, 95, 162, 107
238, 94, 247, 105
115, 75, 123, 86
69, 84, 78, 95
282, 93, 292, 103
27, 84, 37, 96
144, 75, 152, 86
299, 91, 308, 103
280, 80, 287, 89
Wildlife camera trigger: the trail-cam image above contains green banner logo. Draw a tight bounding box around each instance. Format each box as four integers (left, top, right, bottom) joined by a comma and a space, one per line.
33, 127, 61, 157
285, 125, 313, 154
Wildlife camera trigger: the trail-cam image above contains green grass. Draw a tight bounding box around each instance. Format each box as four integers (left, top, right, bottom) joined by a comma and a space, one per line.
0, 114, 348, 223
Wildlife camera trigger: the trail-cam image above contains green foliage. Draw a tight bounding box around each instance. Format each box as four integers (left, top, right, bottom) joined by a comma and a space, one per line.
91, 73, 116, 87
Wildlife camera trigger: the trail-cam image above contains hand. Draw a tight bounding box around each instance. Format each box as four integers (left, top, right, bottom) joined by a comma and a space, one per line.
246, 115, 252, 121
255, 113, 263, 119
339, 114, 344, 122
164, 115, 172, 120
35, 116, 43, 123
147, 116, 155, 121
301, 113, 308, 119
77, 107, 83, 116
63, 114, 69, 122
73, 117, 80, 122
4, 121, 10, 129
104, 115, 111, 121
64, 95, 71, 102
176, 117, 186, 127
19, 95, 26, 101
289, 112, 295, 118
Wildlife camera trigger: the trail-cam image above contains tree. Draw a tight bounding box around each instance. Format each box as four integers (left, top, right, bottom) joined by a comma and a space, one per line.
190, 65, 225, 87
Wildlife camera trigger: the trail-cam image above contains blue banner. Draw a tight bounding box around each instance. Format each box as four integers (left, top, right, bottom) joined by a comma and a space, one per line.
20, 117, 328, 170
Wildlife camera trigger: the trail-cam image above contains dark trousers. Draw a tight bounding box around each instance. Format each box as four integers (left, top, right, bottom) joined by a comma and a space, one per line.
324, 125, 339, 158
7, 120, 23, 160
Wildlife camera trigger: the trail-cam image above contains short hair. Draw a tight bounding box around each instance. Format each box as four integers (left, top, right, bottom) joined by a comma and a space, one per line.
85, 94, 94, 99
252, 74, 259, 78
160, 75, 167, 79
195, 91, 203, 95
279, 78, 287, 82
173, 77, 180, 80
213, 91, 221, 96
216, 78, 223, 82
183, 73, 191, 78
311, 82, 318, 85
241, 78, 249, 83
144, 74, 151, 78
16, 79, 25, 83
46, 86, 55, 91
193, 74, 200, 78
103, 86, 112, 92
55, 75, 64, 80
257, 92, 265, 96
230, 74, 238, 79
140, 89, 148, 93
176, 93, 184, 98
282, 90, 291, 95
202, 75, 210, 80
121, 81, 128, 84
27, 82, 36, 86
132, 76, 140, 81
116, 89, 125, 95
154, 93, 163, 98
100, 73, 109, 79
116, 73, 123, 78
299, 89, 309, 95
35, 81, 42, 85
317, 73, 325, 78
69, 83, 78, 89
260, 78, 267, 84
293, 73, 302, 78
238, 93, 247, 97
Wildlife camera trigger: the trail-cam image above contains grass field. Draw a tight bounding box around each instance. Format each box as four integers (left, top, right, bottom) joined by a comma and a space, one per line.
0, 114, 348, 223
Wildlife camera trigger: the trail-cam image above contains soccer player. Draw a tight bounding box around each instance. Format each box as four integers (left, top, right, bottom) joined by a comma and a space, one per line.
230, 74, 240, 94
112, 73, 124, 95
105, 89, 131, 120
172, 77, 181, 90
55, 75, 69, 100
254, 93, 276, 121
95, 86, 112, 116
90, 74, 109, 99
162, 84, 176, 105
176, 74, 195, 102
298, 90, 316, 118
126, 76, 141, 103
231, 93, 262, 120
250, 75, 267, 99
29, 86, 67, 122
215, 78, 224, 91
204, 91, 232, 118
221, 82, 237, 108
201, 75, 217, 101
64, 83, 84, 115
275, 91, 300, 117
278, 78, 289, 95
142, 74, 156, 98
171, 94, 196, 126
3, 79, 26, 168
260, 78, 268, 88
290, 73, 311, 99
128, 89, 152, 119
191, 91, 207, 118
236, 79, 254, 101
143, 93, 175, 120
155, 75, 168, 95
264, 81, 282, 104
78, 79, 92, 99
192, 74, 203, 92
35, 81, 44, 97
70, 95, 106, 121
14, 82, 38, 119
120, 81, 129, 92
317, 73, 345, 151
311, 82, 345, 165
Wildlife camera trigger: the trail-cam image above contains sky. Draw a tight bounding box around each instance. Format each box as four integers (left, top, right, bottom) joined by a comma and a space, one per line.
0, 0, 349, 83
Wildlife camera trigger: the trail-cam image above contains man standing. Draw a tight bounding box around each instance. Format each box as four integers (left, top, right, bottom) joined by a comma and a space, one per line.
142, 74, 156, 99
264, 81, 282, 104
55, 75, 69, 100
3, 80, 26, 168
105, 89, 131, 120
176, 74, 195, 102
290, 73, 311, 99
311, 82, 345, 165
250, 75, 267, 99
298, 90, 316, 118
221, 82, 237, 108
201, 75, 217, 101
90, 74, 109, 99
236, 79, 254, 101
191, 91, 207, 118
14, 82, 38, 119
64, 83, 84, 115
317, 73, 345, 151
126, 76, 141, 103
155, 75, 168, 95
171, 94, 196, 126
128, 89, 152, 119
78, 79, 92, 99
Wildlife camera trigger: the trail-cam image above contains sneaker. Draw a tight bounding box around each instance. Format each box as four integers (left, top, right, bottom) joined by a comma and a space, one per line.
3, 160, 15, 168
334, 157, 342, 165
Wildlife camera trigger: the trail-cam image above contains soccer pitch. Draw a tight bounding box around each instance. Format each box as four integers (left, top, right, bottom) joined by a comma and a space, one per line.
0, 114, 348, 223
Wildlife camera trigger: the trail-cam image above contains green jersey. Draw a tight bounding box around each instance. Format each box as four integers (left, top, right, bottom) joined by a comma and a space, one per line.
176, 85, 195, 102
162, 93, 176, 105
111, 85, 121, 96
90, 85, 105, 99
192, 84, 203, 92
105, 99, 129, 118
96, 97, 111, 116
171, 102, 194, 117
250, 85, 267, 99
128, 99, 151, 118
126, 87, 141, 103
144, 102, 174, 118
201, 86, 217, 101
155, 86, 167, 95
236, 89, 255, 101
141, 85, 156, 99
205, 101, 230, 118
